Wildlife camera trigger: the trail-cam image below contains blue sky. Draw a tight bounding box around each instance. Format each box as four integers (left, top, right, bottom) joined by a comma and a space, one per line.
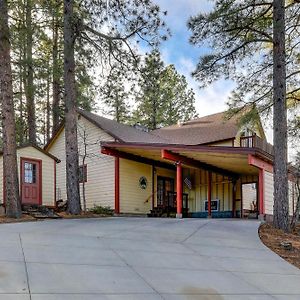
151, 0, 274, 147
153, 0, 236, 117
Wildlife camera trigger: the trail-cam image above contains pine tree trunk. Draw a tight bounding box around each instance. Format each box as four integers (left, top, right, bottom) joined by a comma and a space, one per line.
0, 0, 22, 218
18, 50, 24, 145
25, 0, 36, 144
64, 0, 81, 214
52, 12, 60, 134
272, 0, 289, 232
46, 64, 51, 142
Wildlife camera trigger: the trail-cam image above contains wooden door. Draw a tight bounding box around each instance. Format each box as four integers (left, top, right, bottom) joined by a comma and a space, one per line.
157, 176, 174, 207
21, 158, 41, 205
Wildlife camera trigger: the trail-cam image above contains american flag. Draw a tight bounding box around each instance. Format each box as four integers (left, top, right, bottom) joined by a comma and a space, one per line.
184, 177, 192, 189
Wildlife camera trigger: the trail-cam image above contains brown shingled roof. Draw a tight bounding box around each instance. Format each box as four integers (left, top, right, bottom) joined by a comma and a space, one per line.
77, 109, 169, 143
151, 111, 239, 145
45, 109, 244, 150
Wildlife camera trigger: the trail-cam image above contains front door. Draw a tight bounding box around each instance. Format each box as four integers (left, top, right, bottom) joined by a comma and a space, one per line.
157, 176, 174, 207
21, 158, 41, 205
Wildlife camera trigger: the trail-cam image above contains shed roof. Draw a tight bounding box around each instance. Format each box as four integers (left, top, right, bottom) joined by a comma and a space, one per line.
0, 144, 60, 162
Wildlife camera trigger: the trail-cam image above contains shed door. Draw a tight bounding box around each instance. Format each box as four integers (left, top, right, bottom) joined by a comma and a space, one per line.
21, 158, 41, 205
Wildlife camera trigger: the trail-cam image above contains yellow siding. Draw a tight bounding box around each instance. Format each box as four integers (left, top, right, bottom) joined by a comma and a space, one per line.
119, 159, 152, 214
183, 169, 235, 213
289, 180, 296, 216
264, 171, 274, 215
0, 146, 56, 206
48, 115, 115, 209
48, 129, 66, 204
264, 172, 294, 216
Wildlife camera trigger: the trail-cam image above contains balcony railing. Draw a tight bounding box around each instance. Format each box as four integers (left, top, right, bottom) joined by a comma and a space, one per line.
240, 135, 274, 156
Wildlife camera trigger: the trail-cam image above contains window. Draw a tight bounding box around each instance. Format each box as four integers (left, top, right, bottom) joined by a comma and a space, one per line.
24, 162, 36, 184
79, 165, 87, 183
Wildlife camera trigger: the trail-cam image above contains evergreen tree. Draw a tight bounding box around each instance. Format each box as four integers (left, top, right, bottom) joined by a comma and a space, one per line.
188, 0, 297, 231
100, 66, 131, 123
7, 0, 97, 145
160, 65, 198, 126
64, 0, 81, 214
134, 50, 198, 129
134, 50, 164, 129
0, 0, 22, 218
62, 0, 169, 213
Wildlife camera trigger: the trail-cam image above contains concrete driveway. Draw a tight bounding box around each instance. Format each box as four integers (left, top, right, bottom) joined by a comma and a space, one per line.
0, 218, 300, 300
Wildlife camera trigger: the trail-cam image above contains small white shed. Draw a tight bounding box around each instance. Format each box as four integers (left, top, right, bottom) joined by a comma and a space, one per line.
0, 144, 60, 207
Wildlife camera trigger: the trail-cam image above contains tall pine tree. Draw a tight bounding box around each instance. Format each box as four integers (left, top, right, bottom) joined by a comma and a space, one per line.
134, 50, 198, 129
188, 0, 297, 231
0, 0, 22, 218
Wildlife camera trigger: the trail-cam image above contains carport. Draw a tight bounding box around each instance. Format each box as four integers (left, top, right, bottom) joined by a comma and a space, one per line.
101, 142, 274, 218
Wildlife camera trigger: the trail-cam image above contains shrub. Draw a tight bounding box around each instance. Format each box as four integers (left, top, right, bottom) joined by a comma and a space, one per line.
89, 205, 114, 215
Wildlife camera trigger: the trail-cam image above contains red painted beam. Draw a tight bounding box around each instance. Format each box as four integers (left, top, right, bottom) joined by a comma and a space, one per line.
115, 157, 120, 214
248, 154, 273, 173
207, 172, 212, 217
176, 163, 182, 217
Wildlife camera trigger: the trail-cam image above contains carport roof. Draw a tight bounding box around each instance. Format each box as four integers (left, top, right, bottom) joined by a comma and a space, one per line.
101, 142, 273, 176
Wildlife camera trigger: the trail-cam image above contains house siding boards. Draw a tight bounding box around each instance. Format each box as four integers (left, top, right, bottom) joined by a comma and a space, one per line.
119, 159, 152, 214
48, 128, 66, 203
0, 146, 56, 206
289, 180, 296, 215
78, 116, 115, 208
263, 169, 296, 217
48, 115, 115, 209
181, 169, 242, 216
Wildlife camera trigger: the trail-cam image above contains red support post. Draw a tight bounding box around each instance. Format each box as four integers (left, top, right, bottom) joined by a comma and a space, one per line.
115, 157, 120, 214
207, 172, 212, 218
176, 162, 182, 218
258, 169, 264, 216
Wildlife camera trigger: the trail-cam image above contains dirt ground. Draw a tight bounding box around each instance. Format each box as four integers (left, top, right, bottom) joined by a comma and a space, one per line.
0, 214, 38, 223
57, 211, 111, 219
0, 211, 110, 224
259, 223, 300, 269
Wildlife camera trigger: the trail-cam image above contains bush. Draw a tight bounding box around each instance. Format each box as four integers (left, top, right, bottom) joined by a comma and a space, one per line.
89, 205, 114, 215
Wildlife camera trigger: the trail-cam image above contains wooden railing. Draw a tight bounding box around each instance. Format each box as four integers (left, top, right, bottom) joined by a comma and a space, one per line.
240, 135, 274, 156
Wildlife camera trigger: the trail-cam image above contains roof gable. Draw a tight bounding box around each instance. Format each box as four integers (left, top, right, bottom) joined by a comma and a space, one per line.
1, 144, 60, 162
